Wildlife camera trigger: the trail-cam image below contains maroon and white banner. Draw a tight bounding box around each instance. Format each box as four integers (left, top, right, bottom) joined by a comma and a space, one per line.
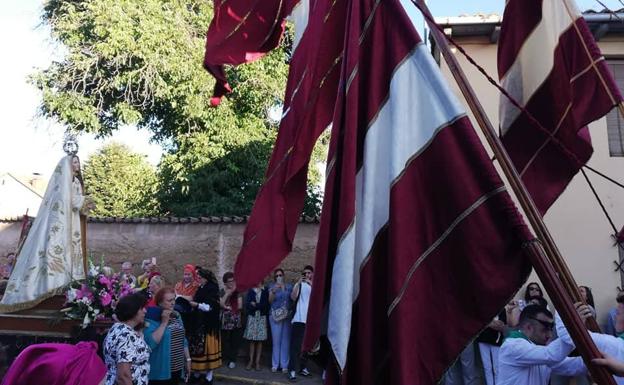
215, 0, 533, 382
203, 0, 299, 105
498, 0, 623, 214
232, 0, 347, 290
302, 0, 533, 384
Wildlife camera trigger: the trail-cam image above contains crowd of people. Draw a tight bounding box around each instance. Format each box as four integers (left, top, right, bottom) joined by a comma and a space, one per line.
7, 263, 624, 385
24, 259, 316, 385
444, 282, 624, 385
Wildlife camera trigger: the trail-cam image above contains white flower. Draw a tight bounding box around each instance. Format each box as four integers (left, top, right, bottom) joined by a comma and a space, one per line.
66, 288, 78, 302
82, 313, 91, 328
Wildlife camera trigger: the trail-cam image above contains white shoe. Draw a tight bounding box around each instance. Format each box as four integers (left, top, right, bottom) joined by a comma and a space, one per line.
228, 362, 236, 369
271, 367, 278, 373
282, 368, 289, 374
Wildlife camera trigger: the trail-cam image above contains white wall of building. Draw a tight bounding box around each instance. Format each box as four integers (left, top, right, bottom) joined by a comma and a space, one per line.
438, 37, 624, 326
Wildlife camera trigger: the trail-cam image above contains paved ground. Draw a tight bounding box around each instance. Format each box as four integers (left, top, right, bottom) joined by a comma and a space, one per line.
184, 357, 323, 385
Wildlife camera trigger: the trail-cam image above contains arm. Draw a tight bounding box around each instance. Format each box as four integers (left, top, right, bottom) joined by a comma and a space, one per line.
150, 322, 168, 345
291, 280, 301, 301
220, 289, 233, 308
269, 285, 276, 304
593, 352, 624, 376
556, 311, 624, 359
71, 179, 85, 210
501, 338, 576, 367
116, 362, 134, 385
246, 291, 257, 313
550, 356, 587, 376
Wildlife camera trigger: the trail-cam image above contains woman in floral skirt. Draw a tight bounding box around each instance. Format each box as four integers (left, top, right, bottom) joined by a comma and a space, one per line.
243, 282, 269, 371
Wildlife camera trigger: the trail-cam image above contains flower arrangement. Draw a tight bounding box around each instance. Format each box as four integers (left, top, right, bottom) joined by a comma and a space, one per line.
62, 263, 135, 327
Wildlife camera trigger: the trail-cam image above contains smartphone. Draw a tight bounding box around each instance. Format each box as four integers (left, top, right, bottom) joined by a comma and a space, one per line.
151, 257, 157, 265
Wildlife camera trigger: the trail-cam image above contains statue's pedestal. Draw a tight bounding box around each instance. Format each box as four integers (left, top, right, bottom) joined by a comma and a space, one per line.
0, 295, 75, 337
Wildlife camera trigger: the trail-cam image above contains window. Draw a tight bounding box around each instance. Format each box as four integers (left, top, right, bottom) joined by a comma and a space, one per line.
606, 60, 624, 157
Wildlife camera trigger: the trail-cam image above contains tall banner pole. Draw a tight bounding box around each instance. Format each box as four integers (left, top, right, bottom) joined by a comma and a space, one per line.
415, 1, 615, 383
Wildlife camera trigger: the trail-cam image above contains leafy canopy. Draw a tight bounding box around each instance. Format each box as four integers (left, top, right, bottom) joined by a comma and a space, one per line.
82, 142, 160, 217
34, 0, 323, 216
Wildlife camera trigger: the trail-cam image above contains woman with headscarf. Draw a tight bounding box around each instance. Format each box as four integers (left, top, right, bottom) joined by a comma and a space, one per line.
188, 267, 222, 384
175, 264, 199, 301
2, 341, 106, 385
0, 154, 93, 312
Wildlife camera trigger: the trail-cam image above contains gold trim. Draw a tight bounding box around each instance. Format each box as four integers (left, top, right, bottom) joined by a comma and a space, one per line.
0, 286, 65, 314
387, 186, 508, 316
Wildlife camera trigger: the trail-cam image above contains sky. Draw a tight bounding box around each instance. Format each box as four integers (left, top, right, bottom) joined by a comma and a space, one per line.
0, 0, 622, 176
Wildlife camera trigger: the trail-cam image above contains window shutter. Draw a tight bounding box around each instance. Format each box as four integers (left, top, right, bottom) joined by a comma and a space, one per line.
606, 61, 624, 157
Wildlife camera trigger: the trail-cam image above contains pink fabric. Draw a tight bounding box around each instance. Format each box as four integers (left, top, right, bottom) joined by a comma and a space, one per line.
2, 342, 106, 385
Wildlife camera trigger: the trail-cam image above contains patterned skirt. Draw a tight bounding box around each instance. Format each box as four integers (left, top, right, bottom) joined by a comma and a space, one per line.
243, 313, 268, 341
190, 330, 222, 371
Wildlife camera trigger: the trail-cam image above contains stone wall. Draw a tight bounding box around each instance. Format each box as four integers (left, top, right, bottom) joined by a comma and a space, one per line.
0, 219, 319, 286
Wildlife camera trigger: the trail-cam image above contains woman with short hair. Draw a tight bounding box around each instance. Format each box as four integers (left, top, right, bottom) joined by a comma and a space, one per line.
103, 293, 150, 385
145, 287, 191, 385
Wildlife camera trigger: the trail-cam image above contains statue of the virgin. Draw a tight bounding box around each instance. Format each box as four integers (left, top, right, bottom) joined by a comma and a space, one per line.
0, 135, 93, 312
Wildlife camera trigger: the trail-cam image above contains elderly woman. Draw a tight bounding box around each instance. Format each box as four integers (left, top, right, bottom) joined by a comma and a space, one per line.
145, 287, 191, 385
2, 342, 106, 385
144, 274, 165, 307
137, 260, 153, 289
189, 268, 222, 385
175, 264, 199, 301
103, 293, 150, 385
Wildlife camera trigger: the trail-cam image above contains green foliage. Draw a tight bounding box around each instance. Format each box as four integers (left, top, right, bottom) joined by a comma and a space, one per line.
83, 142, 160, 217
34, 0, 323, 216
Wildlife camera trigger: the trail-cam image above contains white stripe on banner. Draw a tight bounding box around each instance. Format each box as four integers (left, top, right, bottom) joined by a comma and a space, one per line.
289, 0, 309, 52
499, 0, 581, 134
327, 43, 466, 370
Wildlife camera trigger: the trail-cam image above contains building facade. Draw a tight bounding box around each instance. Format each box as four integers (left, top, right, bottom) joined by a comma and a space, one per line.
433, 12, 624, 325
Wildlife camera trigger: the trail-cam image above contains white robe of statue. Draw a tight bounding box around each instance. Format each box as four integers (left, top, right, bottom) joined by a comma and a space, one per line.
0, 155, 86, 312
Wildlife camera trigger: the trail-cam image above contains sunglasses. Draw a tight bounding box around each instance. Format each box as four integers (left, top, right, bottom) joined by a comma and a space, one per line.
529, 317, 554, 330
275, 274, 284, 277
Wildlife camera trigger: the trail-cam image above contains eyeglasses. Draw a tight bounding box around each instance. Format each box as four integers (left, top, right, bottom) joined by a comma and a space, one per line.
529, 317, 554, 330
275, 274, 283, 277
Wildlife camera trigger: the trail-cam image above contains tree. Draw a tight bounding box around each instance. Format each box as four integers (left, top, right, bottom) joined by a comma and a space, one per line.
83, 142, 159, 217
33, 0, 323, 216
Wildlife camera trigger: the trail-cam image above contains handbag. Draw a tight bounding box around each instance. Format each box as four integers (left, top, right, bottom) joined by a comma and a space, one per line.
271, 306, 290, 322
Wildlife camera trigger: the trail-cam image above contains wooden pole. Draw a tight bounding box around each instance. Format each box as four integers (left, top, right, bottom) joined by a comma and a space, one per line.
415, 1, 615, 383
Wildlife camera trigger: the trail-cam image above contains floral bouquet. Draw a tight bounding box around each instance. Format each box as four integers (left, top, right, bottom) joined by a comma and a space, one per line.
62, 263, 135, 327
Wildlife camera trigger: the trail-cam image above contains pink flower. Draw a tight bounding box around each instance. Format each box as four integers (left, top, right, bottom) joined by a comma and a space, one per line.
100, 291, 112, 307
76, 284, 93, 300
98, 275, 112, 290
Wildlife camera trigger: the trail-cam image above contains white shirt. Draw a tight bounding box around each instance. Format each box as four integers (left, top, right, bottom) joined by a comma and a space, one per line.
498, 335, 585, 385
556, 313, 624, 385
292, 281, 311, 324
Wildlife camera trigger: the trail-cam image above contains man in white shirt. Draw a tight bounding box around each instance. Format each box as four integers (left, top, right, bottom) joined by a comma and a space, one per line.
556, 300, 624, 385
498, 304, 586, 385
288, 265, 313, 381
